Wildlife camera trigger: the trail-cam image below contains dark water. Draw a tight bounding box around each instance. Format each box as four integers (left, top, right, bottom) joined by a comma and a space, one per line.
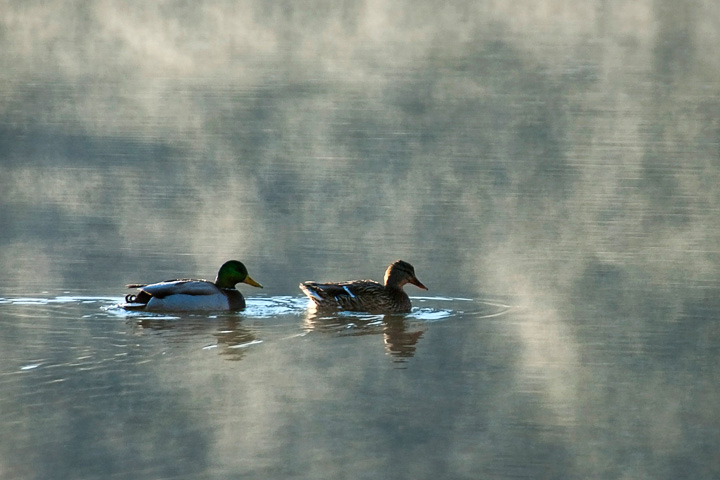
2, 2, 720, 479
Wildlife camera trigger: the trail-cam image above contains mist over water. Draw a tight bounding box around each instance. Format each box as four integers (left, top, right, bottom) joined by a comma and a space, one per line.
2, 2, 720, 479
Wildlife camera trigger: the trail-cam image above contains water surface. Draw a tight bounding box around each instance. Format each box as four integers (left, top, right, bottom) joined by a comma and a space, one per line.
2, 1, 720, 479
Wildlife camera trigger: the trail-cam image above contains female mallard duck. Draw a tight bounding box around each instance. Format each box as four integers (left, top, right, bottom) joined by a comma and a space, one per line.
299, 260, 427, 314
121, 260, 262, 312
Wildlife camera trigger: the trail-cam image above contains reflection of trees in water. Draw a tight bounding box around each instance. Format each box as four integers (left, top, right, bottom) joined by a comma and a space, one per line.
303, 310, 425, 361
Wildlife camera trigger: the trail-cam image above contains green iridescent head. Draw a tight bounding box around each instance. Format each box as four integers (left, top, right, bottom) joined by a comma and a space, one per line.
215, 260, 263, 289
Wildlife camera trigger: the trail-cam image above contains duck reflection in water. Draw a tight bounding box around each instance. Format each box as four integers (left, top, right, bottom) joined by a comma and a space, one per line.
382, 316, 424, 359
212, 319, 260, 361
303, 310, 425, 360
134, 316, 258, 361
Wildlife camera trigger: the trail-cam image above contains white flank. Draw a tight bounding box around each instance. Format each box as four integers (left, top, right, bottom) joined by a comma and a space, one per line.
145, 294, 229, 312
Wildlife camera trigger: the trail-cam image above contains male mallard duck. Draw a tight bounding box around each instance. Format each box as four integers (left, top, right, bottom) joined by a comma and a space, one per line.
299, 260, 427, 314
121, 260, 262, 312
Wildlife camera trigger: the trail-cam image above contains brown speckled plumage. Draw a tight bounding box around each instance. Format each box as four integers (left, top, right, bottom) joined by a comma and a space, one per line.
299, 260, 427, 314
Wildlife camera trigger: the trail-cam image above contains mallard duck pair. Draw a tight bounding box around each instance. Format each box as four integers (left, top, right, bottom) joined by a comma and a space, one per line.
121, 260, 426, 314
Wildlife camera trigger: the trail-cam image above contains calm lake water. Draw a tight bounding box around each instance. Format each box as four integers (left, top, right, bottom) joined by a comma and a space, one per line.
2, 2, 720, 479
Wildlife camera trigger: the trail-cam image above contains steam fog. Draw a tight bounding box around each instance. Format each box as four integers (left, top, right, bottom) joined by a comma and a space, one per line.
1, 1, 719, 478
3, 1, 716, 293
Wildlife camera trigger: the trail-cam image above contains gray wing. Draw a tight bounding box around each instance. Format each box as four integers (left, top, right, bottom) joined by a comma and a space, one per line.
141, 280, 220, 299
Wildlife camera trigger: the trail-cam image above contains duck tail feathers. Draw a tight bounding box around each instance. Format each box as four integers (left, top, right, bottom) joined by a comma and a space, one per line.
299, 282, 325, 303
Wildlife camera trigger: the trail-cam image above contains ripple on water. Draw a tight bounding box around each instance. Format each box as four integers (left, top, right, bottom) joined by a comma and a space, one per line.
3, 294, 511, 324
242, 296, 309, 318
101, 295, 309, 320
0, 296, 120, 306
302, 296, 512, 330
409, 296, 511, 322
